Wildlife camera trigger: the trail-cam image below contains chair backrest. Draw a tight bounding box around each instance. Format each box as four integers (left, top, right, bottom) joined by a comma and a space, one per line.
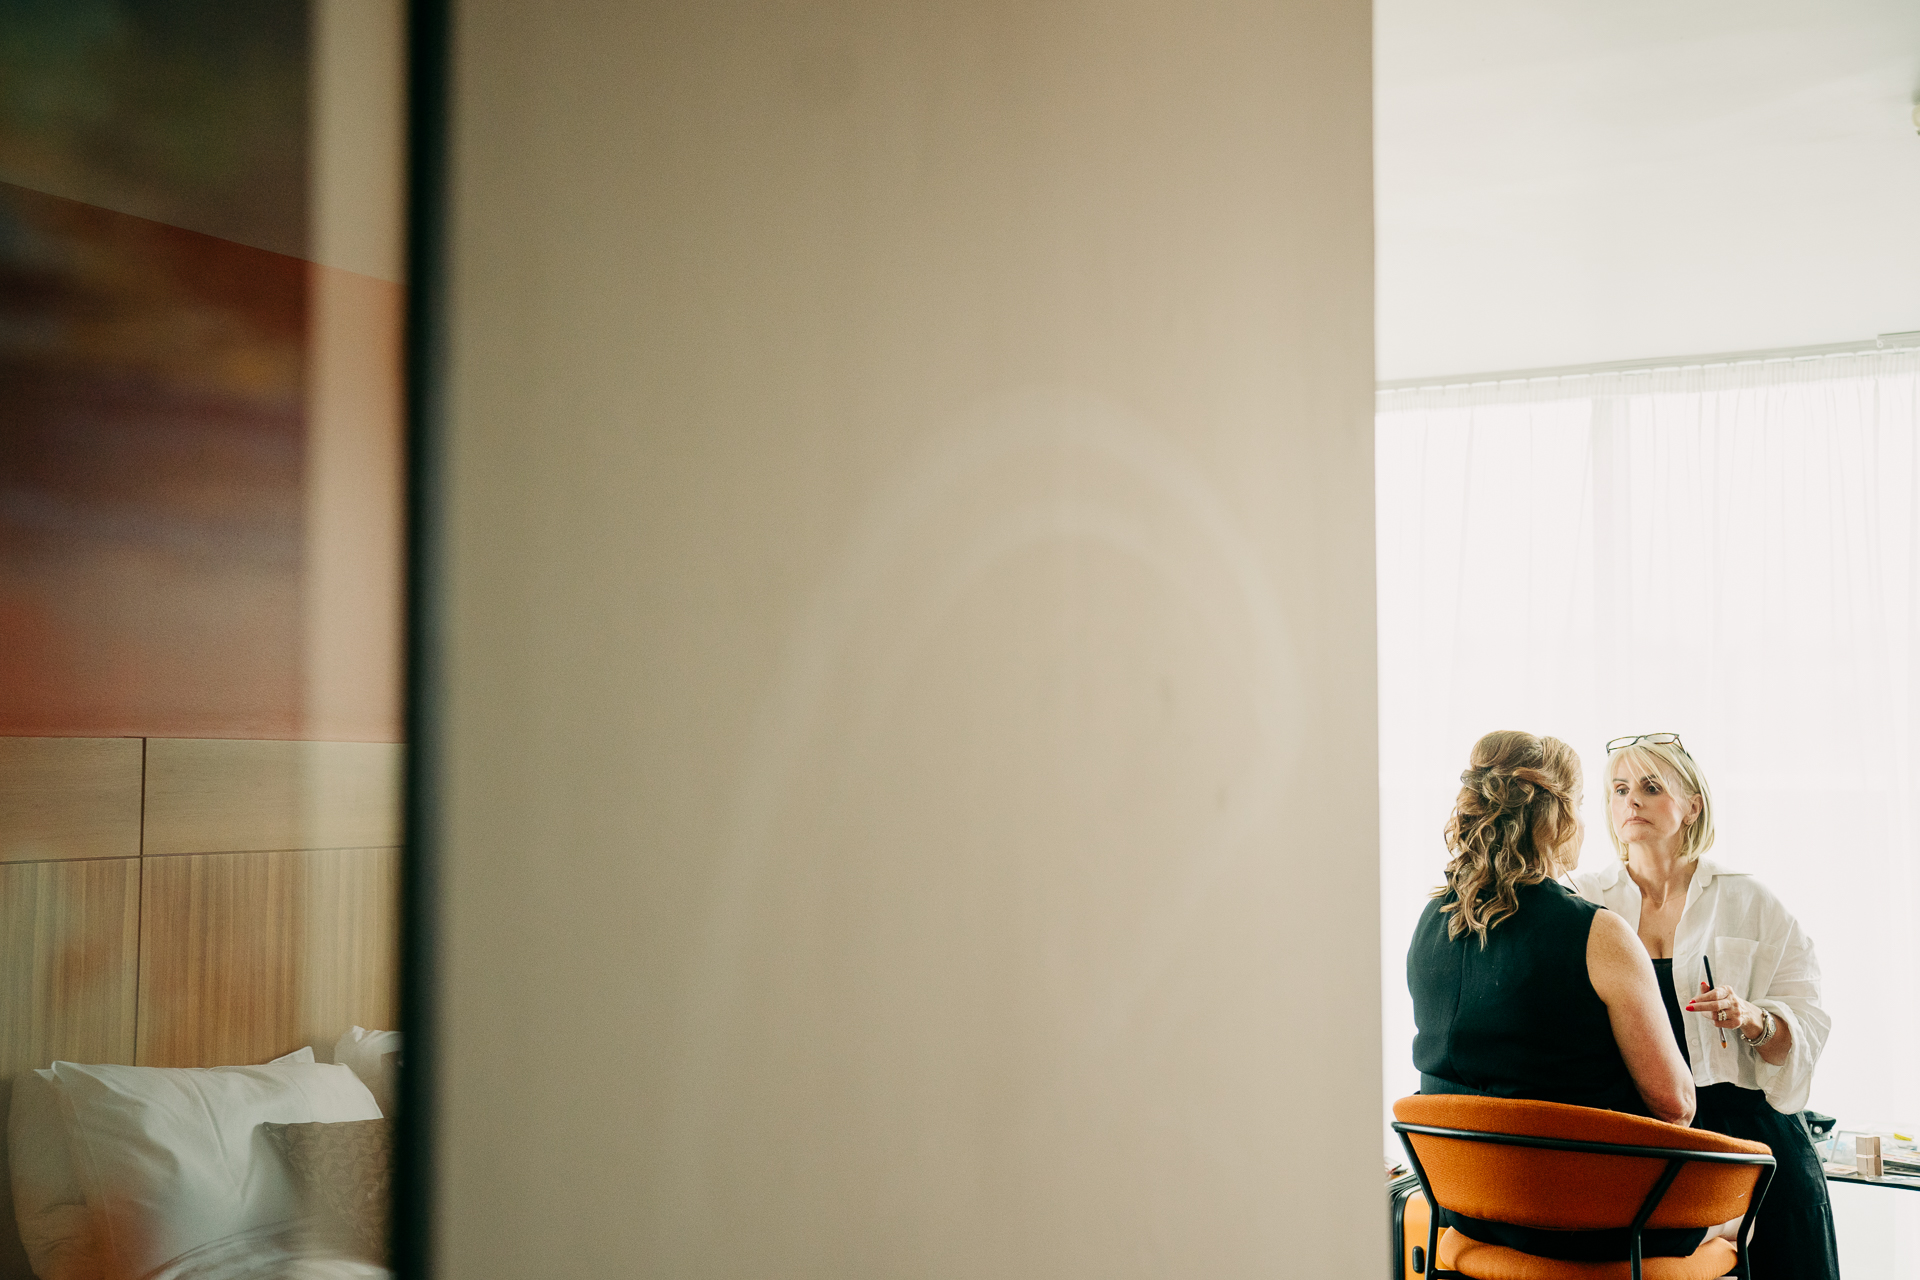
1393, 1094, 1772, 1232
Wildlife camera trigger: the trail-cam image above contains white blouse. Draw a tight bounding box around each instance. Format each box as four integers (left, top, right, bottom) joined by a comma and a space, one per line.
1567, 856, 1830, 1116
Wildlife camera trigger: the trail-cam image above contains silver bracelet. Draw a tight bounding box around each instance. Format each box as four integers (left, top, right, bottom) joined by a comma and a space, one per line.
1741, 1008, 1776, 1049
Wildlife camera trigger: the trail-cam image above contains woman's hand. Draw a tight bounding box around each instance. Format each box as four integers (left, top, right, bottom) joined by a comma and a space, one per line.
1687, 980, 1761, 1041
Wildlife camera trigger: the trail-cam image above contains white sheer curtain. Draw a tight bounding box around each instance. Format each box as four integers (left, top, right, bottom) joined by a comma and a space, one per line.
1376, 347, 1920, 1151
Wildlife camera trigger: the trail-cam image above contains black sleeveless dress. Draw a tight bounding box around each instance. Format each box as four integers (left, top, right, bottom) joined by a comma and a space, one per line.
1408, 880, 1707, 1261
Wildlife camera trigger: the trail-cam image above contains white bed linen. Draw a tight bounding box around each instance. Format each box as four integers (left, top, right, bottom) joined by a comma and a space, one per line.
329, 1030, 399, 1118
143, 1222, 388, 1280
10, 1050, 319, 1280
50, 1059, 379, 1280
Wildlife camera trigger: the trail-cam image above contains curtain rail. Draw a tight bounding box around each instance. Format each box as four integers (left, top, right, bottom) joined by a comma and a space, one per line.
1377, 332, 1920, 395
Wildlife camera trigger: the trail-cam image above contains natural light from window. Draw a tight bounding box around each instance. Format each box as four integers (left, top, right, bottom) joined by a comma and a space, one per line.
1375, 342, 1920, 1207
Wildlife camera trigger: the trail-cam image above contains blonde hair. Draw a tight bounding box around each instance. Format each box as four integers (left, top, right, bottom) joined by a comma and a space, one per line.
1605, 739, 1715, 862
1435, 730, 1582, 946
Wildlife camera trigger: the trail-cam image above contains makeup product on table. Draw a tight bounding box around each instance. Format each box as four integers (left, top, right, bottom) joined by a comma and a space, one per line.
1702, 955, 1727, 1049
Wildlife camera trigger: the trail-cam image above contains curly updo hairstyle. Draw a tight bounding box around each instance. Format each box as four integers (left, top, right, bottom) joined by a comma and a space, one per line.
1436, 729, 1582, 946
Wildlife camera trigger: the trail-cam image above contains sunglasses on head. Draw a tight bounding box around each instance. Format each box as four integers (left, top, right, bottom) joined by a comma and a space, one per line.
1604, 732, 1687, 755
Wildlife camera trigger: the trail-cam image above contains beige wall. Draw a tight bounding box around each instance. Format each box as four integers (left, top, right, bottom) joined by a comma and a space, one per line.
440, 1, 1379, 1274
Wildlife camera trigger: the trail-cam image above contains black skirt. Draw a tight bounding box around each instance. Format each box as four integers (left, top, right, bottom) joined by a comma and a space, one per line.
1693, 1083, 1840, 1280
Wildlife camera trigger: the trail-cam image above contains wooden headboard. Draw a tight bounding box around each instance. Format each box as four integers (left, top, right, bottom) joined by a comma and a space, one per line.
0, 735, 402, 1278
0, 736, 402, 1077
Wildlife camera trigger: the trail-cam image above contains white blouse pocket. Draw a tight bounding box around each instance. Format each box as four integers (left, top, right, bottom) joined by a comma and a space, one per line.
1709, 936, 1759, 999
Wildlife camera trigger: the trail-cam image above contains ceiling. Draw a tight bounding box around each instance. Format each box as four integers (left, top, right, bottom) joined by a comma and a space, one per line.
1374, 0, 1920, 382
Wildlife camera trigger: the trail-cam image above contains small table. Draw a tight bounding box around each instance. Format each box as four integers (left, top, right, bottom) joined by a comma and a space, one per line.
1821, 1129, 1920, 1193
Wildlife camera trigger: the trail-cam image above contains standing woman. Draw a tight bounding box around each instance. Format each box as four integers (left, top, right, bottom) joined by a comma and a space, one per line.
1571, 733, 1838, 1280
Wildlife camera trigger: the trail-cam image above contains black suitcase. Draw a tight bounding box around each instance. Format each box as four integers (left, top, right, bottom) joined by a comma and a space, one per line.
1389, 1170, 1432, 1278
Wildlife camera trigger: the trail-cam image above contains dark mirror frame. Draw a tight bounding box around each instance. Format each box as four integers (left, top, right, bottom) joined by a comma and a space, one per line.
398, 2, 449, 1275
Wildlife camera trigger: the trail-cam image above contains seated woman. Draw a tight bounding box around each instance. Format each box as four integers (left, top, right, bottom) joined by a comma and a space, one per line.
1407, 729, 1699, 1262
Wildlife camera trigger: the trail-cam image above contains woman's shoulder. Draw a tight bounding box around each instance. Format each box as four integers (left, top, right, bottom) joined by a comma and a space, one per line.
1410, 888, 1453, 935
1582, 901, 1640, 959
1519, 878, 1603, 923
1567, 860, 1625, 900
1697, 857, 1797, 925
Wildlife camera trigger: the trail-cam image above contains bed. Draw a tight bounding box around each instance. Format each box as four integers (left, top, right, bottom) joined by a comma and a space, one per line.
1, 737, 403, 1280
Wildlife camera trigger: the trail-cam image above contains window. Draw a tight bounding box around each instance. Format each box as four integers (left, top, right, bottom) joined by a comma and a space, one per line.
1377, 344, 1920, 1142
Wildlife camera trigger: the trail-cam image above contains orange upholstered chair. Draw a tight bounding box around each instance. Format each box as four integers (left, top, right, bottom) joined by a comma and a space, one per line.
1392, 1095, 1776, 1280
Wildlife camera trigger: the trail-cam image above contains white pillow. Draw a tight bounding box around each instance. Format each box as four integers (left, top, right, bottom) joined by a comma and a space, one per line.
330, 1028, 400, 1117
9, 1049, 316, 1280
51, 1060, 380, 1280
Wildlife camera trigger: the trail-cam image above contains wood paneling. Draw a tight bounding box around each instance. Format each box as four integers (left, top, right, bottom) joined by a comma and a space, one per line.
0, 857, 140, 1079
0, 737, 143, 864
143, 738, 402, 856
1, 733, 403, 1070
135, 846, 398, 1067
295, 846, 402, 1052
